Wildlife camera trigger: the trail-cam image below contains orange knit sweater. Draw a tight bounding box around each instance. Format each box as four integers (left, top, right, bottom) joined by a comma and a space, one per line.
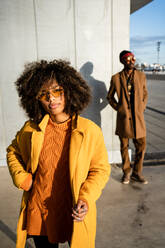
26, 117, 73, 243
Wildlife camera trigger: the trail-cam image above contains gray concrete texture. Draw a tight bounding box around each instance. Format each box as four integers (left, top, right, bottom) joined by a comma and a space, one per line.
1, 164, 165, 248
0, 0, 130, 165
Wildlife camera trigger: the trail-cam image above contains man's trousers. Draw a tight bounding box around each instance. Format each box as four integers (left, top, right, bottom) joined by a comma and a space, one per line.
119, 136, 146, 176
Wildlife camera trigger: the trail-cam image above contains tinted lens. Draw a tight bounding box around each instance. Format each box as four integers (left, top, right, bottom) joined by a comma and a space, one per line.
126, 56, 131, 61
126, 56, 136, 62
51, 88, 63, 98
37, 92, 46, 100
37, 88, 63, 100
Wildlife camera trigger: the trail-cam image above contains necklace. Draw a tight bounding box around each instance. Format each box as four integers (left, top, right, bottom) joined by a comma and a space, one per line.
50, 115, 71, 124
55, 117, 71, 124
124, 69, 134, 95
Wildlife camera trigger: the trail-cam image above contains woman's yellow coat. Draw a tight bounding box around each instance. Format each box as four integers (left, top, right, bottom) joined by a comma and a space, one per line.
7, 114, 110, 248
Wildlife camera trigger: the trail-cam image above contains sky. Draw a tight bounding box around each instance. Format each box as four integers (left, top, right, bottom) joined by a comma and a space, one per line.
130, 0, 165, 65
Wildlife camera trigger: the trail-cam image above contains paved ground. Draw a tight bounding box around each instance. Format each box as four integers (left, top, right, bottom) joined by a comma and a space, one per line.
1, 164, 165, 248
130, 75, 165, 159
1, 74, 165, 247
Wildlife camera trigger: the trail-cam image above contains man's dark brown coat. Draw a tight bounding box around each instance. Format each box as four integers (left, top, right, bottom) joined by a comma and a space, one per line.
107, 69, 148, 139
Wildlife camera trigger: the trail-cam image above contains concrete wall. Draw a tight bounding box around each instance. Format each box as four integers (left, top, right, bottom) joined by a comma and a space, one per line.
0, 0, 130, 166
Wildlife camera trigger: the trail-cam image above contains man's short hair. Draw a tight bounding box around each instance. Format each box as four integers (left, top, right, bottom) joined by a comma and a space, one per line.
119, 50, 133, 63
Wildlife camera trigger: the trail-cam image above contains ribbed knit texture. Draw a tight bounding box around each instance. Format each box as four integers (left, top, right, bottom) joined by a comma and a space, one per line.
26, 117, 73, 243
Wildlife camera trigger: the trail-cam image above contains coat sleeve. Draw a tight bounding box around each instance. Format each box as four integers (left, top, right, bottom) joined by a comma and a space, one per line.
6, 128, 32, 190
107, 76, 118, 111
78, 128, 111, 207
143, 73, 148, 110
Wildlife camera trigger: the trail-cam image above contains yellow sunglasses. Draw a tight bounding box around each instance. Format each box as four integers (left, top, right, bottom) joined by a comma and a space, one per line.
36, 87, 64, 101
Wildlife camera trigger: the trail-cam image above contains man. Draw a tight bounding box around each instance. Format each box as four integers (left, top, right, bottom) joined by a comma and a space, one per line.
107, 50, 148, 184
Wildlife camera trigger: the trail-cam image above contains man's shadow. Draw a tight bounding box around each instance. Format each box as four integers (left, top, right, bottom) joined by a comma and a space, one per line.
80, 62, 108, 127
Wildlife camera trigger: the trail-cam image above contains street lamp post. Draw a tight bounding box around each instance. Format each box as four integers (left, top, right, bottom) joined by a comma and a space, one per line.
157, 41, 161, 64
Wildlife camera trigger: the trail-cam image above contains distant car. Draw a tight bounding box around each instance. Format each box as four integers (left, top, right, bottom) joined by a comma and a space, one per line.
144, 68, 153, 72
152, 68, 160, 72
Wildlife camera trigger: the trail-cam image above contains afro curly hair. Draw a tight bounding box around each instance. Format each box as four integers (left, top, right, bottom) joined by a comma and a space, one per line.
15, 59, 91, 123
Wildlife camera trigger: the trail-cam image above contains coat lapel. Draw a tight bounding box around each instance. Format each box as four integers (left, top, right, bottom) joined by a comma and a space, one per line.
69, 116, 84, 202
30, 115, 49, 174
119, 71, 130, 104
132, 69, 138, 111
31, 131, 44, 173
133, 69, 138, 92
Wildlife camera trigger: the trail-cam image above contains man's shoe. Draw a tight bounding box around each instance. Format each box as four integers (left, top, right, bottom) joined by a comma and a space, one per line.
131, 173, 148, 184
121, 174, 130, 184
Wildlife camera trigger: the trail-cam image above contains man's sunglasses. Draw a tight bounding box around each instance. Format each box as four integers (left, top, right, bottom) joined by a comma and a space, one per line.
125, 56, 136, 62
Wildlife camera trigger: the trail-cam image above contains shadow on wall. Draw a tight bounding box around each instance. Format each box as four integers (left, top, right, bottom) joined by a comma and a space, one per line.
80, 62, 108, 128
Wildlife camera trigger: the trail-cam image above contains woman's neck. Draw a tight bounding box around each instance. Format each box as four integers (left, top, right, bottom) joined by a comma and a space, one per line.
50, 113, 70, 124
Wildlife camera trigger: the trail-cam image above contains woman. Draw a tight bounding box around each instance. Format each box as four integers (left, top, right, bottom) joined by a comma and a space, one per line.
7, 59, 110, 248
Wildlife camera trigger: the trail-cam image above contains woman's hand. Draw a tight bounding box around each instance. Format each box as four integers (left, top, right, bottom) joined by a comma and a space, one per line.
72, 199, 88, 222
20, 174, 33, 191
